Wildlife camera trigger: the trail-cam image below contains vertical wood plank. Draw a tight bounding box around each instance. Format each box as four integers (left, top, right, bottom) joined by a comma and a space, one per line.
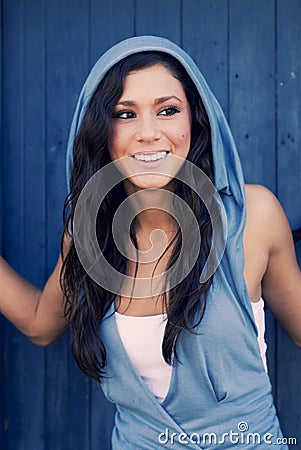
276, 0, 301, 229
135, 0, 181, 44
2, 0, 24, 265
45, 0, 90, 449
2, 0, 26, 448
229, 0, 276, 189
182, 0, 229, 116
20, 2, 47, 448
67, 0, 90, 124
276, 0, 301, 443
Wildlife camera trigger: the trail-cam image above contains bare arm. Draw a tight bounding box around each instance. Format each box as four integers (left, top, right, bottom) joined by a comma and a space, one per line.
0, 237, 69, 345
260, 188, 301, 346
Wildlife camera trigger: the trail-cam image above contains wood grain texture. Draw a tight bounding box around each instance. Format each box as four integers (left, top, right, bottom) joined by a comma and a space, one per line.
0, 1, 300, 448
2, 1, 43, 449
182, 0, 229, 115
229, 0, 276, 189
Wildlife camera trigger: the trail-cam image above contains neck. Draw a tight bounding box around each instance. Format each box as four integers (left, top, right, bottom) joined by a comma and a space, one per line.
136, 208, 178, 234
133, 202, 178, 263
124, 184, 178, 233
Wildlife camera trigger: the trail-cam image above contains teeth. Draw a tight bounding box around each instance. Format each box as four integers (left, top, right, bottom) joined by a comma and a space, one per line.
133, 151, 167, 161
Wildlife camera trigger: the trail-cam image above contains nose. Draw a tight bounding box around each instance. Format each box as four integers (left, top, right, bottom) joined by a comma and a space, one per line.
135, 114, 161, 143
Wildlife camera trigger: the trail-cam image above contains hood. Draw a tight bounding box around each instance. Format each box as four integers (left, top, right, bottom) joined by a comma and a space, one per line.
65, 35, 253, 325
66, 35, 244, 198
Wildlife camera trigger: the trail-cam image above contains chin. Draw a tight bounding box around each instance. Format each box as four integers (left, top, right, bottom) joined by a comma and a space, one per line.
127, 174, 174, 191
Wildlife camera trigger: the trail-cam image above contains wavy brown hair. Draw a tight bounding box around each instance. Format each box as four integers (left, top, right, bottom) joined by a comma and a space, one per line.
61, 52, 214, 381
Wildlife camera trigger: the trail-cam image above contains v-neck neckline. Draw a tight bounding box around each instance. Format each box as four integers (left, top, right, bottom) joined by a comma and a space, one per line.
108, 303, 177, 407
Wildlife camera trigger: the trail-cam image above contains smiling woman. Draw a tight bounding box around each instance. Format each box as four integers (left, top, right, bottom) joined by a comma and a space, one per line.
0, 35, 301, 449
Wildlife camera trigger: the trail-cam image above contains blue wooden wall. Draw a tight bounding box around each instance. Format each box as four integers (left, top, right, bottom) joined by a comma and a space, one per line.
0, 1, 300, 448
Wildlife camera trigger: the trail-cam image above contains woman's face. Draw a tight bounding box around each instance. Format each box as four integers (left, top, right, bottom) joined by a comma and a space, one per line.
108, 64, 192, 192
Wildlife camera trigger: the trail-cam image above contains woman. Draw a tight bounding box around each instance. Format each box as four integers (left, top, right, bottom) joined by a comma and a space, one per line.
1, 36, 301, 449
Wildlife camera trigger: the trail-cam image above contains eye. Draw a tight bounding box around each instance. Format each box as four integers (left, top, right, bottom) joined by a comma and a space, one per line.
158, 106, 180, 117
112, 110, 136, 120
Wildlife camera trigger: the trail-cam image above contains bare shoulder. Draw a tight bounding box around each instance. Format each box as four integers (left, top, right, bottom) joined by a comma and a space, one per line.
245, 183, 281, 214
244, 184, 291, 251
243, 185, 280, 301
245, 185, 301, 347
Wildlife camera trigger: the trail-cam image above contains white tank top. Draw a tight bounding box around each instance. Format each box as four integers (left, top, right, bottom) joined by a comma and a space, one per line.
115, 298, 267, 402
251, 298, 267, 371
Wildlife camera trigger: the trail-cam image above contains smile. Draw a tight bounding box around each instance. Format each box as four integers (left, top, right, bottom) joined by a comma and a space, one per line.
132, 151, 168, 162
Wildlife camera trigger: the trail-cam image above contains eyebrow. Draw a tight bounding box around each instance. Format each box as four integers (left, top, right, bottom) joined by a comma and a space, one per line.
155, 95, 183, 105
116, 95, 183, 107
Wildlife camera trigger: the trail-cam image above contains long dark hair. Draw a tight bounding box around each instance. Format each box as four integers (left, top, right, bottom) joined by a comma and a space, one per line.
61, 52, 214, 381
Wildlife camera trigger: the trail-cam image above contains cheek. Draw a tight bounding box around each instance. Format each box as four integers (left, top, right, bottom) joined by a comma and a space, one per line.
108, 127, 124, 160
178, 111, 191, 139
176, 120, 191, 150
180, 134, 191, 158
180, 130, 190, 142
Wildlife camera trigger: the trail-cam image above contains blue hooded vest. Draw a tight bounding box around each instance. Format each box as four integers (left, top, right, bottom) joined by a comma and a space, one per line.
66, 36, 287, 449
